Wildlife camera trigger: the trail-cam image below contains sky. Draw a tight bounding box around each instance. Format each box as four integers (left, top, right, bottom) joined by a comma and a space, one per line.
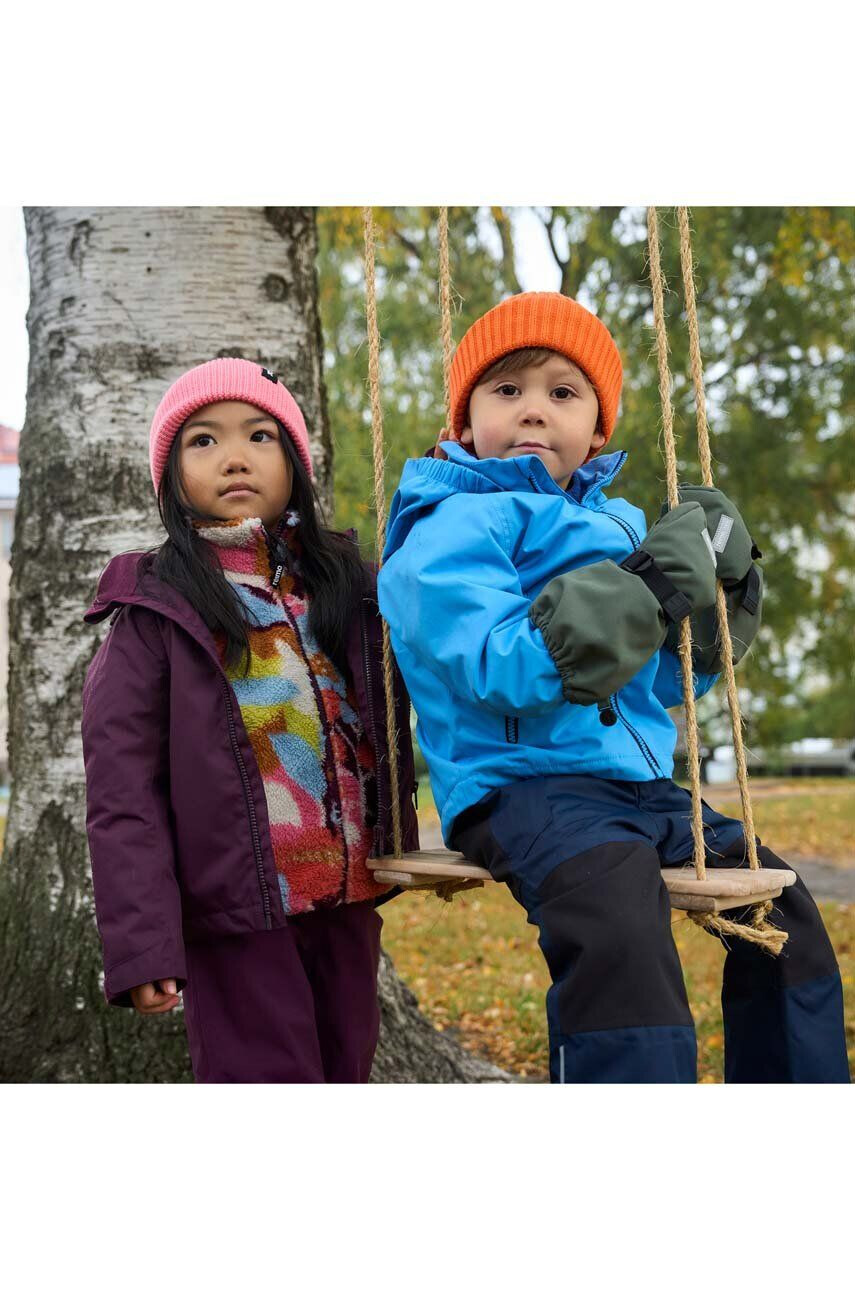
0, 206, 563, 432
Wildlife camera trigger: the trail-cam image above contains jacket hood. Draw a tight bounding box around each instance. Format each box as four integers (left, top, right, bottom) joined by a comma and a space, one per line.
82, 551, 231, 681
384, 439, 628, 558
84, 551, 158, 623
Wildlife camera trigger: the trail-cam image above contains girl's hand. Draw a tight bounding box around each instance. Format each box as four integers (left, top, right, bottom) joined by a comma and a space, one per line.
130, 979, 182, 1015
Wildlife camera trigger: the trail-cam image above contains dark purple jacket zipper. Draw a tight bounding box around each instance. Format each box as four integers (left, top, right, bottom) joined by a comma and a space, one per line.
220, 674, 273, 929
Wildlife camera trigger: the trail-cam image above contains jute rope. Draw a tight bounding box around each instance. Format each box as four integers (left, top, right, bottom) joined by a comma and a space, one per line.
676, 207, 760, 871
646, 208, 708, 881
432, 207, 463, 900
438, 207, 454, 432
362, 207, 403, 859
649, 207, 785, 954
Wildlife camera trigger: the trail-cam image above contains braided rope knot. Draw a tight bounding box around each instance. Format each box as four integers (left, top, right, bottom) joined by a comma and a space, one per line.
689, 900, 788, 956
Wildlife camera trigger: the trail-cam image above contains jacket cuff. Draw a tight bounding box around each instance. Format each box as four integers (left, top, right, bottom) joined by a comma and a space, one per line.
530, 560, 666, 705
104, 937, 188, 1008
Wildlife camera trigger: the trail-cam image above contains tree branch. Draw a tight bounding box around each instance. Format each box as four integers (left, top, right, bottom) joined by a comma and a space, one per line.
541, 208, 568, 277
392, 228, 424, 263
489, 207, 524, 295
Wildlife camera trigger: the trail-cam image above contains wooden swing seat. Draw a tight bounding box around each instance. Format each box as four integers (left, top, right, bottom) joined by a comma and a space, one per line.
367, 850, 797, 913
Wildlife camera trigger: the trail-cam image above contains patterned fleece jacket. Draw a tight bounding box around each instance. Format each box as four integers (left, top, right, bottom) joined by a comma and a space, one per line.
195, 509, 382, 915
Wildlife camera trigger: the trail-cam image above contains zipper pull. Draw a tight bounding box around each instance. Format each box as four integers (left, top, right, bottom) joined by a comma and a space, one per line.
269, 537, 289, 588
598, 698, 618, 727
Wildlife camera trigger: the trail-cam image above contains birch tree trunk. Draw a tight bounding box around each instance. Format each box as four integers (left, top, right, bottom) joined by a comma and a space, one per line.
0, 206, 508, 1083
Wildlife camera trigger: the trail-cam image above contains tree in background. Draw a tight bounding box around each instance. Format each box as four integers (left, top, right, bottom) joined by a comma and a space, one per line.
320, 207, 514, 545
319, 206, 854, 749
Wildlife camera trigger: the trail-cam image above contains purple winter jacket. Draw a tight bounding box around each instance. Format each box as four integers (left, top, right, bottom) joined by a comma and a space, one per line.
81, 550, 419, 1007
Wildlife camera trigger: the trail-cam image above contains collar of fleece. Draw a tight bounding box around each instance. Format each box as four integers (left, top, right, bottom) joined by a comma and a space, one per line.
192, 508, 302, 582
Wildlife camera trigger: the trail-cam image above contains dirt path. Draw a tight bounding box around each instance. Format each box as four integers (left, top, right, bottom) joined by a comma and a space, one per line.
787, 861, 855, 904
701, 780, 850, 802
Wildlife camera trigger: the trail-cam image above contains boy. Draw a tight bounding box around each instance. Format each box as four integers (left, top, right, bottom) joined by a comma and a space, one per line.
378, 292, 848, 1084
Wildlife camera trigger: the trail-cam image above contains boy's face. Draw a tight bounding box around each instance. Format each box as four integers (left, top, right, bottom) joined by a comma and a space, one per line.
461, 354, 605, 490
177, 400, 293, 528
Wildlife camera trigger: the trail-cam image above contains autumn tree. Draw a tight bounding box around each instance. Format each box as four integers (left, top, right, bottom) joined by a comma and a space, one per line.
320, 206, 855, 749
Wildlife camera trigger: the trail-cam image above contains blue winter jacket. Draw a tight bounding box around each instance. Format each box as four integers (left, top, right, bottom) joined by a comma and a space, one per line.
377, 440, 718, 842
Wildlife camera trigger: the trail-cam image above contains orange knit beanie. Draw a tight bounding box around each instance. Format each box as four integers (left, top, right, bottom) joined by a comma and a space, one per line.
448, 292, 623, 448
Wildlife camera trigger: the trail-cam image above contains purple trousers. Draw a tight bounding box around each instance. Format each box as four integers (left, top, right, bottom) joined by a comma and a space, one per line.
181, 900, 383, 1083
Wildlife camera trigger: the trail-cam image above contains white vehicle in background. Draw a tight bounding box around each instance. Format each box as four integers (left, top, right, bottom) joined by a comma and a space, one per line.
705, 738, 855, 783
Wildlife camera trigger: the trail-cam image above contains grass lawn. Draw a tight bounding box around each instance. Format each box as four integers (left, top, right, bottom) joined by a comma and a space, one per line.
701, 779, 855, 865
386, 776, 855, 1081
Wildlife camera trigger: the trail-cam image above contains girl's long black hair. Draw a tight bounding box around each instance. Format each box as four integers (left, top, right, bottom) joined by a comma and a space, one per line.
140, 423, 369, 679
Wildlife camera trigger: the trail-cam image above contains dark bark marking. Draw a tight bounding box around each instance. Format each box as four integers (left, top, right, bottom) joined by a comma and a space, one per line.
263, 273, 288, 302
263, 206, 315, 245
68, 220, 92, 273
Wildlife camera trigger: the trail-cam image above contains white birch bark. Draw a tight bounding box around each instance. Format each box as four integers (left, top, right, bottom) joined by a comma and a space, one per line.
0, 206, 508, 1083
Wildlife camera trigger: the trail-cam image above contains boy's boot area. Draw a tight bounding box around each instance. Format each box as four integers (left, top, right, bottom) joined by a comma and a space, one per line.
701, 845, 849, 1083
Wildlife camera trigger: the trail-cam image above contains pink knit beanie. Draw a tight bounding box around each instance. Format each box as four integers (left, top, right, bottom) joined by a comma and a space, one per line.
148, 358, 314, 492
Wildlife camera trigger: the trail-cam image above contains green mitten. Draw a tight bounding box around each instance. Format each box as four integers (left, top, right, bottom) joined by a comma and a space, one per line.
530, 502, 717, 705
663, 486, 764, 672
625, 500, 718, 615
673, 486, 756, 582
665, 568, 764, 673
531, 560, 668, 705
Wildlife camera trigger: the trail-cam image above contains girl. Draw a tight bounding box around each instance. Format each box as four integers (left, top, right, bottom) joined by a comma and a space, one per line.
81, 358, 418, 1083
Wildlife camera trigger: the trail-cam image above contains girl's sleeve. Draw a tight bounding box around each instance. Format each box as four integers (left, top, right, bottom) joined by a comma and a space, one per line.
378, 497, 565, 716
651, 647, 719, 709
81, 606, 186, 1007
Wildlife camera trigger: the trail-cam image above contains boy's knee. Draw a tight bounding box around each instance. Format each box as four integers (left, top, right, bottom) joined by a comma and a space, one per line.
534, 843, 691, 1034
535, 841, 669, 934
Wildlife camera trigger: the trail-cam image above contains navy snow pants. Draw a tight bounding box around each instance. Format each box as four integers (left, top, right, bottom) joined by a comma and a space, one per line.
450, 776, 849, 1084
181, 900, 383, 1083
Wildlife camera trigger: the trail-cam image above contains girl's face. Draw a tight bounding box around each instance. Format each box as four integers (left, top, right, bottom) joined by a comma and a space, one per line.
177, 400, 293, 528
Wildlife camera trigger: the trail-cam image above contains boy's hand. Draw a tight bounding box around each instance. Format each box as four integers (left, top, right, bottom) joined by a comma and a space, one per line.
673, 485, 760, 585
662, 488, 764, 674
531, 503, 718, 706
130, 979, 182, 1015
628, 501, 718, 614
